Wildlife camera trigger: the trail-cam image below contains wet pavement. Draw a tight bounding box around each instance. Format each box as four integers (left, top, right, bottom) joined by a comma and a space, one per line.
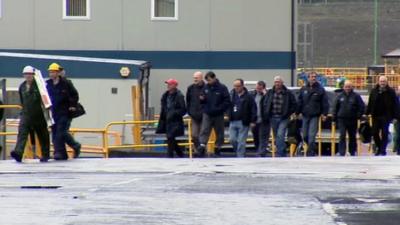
0, 156, 399, 225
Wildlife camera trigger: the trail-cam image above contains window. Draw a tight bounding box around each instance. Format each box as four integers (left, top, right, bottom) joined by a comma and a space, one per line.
63, 0, 91, 20
151, 0, 178, 21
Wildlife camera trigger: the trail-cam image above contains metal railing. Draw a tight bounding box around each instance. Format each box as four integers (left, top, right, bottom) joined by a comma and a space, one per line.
104, 119, 193, 158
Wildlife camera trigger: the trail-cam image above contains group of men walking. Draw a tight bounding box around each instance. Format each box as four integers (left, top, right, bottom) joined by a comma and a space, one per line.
157, 71, 400, 158
10, 64, 82, 162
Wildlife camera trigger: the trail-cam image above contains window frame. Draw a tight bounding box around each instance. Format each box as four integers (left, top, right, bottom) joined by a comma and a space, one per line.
62, 0, 91, 20
0, 0, 2, 19
151, 0, 179, 21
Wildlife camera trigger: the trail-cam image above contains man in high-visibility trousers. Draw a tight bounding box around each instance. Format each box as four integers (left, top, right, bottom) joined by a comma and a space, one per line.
10, 66, 50, 163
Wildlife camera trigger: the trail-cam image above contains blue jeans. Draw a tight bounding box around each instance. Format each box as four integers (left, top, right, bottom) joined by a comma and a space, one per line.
229, 120, 250, 157
270, 115, 288, 157
302, 116, 319, 156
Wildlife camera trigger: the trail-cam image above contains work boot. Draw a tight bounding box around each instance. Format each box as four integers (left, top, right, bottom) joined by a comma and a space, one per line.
40, 157, 49, 163
10, 151, 22, 163
196, 145, 206, 158
73, 143, 81, 159
214, 147, 221, 157
176, 149, 184, 158
54, 152, 68, 160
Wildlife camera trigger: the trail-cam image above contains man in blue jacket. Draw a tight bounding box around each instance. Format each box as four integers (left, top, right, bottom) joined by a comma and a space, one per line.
297, 72, 329, 156
262, 76, 297, 157
333, 80, 365, 156
197, 71, 231, 157
228, 79, 257, 157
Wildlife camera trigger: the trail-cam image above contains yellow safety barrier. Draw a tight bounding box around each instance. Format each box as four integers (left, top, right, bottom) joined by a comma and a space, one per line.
104, 119, 193, 158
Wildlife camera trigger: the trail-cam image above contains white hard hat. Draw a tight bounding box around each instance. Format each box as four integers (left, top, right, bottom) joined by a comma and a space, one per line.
22, 66, 35, 74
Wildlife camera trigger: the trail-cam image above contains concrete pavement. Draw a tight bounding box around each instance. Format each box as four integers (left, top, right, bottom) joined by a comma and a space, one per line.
0, 156, 399, 225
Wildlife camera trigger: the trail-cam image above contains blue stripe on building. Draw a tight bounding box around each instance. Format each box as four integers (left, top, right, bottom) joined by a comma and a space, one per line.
0, 50, 295, 79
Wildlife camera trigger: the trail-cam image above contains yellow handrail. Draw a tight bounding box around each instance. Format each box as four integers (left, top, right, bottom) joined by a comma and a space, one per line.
104, 119, 193, 158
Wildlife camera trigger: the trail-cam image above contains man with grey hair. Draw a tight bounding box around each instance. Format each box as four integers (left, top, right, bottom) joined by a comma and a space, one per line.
262, 76, 297, 157
332, 80, 365, 156
186, 71, 205, 156
367, 75, 399, 156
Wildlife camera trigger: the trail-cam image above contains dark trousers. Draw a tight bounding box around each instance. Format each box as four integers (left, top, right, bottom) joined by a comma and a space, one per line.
338, 118, 358, 156
65, 118, 80, 150
394, 120, 400, 154
167, 137, 183, 158
51, 116, 70, 158
14, 118, 50, 158
191, 119, 202, 153
251, 122, 270, 155
199, 114, 225, 148
372, 117, 391, 155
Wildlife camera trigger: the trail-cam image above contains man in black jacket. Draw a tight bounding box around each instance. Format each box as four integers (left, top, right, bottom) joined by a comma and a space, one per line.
228, 79, 257, 157
366, 76, 399, 156
250, 81, 270, 157
46, 63, 80, 160
156, 79, 187, 158
263, 76, 297, 157
197, 71, 231, 157
186, 71, 205, 156
333, 80, 365, 156
297, 72, 329, 156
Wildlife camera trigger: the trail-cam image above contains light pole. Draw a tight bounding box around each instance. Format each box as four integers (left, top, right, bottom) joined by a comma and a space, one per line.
373, 0, 379, 65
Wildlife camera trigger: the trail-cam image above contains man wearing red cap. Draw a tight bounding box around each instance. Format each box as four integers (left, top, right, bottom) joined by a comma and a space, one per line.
156, 79, 187, 158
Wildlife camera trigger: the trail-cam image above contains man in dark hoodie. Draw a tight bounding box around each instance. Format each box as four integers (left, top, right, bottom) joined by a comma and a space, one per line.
297, 72, 329, 156
263, 76, 297, 157
228, 79, 257, 157
186, 71, 205, 156
367, 75, 399, 156
333, 80, 365, 156
197, 71, 231, 157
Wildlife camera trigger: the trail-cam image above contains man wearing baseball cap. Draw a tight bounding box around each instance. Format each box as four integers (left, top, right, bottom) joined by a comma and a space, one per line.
156, 78, 187, 158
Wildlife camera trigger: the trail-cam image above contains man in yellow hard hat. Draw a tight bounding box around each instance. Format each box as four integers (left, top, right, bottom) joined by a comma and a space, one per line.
46, 63, 81, 160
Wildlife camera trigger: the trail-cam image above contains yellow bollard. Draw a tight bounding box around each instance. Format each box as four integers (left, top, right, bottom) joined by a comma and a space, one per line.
331, 122, 336, 156
318, 117, 322, 157
187, 119, 193, 159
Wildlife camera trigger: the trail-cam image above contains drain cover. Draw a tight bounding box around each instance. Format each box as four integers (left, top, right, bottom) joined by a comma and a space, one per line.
20, 186, 62, 189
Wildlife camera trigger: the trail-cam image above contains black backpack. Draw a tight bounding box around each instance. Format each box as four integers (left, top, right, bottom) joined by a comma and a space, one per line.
358, 120, 372, 143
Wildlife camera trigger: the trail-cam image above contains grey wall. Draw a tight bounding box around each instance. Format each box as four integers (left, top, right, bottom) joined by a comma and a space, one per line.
0, 0, 293, 51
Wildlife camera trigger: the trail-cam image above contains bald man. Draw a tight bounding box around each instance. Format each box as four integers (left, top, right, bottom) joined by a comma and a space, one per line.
186, 72, 205, 156
333, 80, 365, 156
367, 76, 400, 156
